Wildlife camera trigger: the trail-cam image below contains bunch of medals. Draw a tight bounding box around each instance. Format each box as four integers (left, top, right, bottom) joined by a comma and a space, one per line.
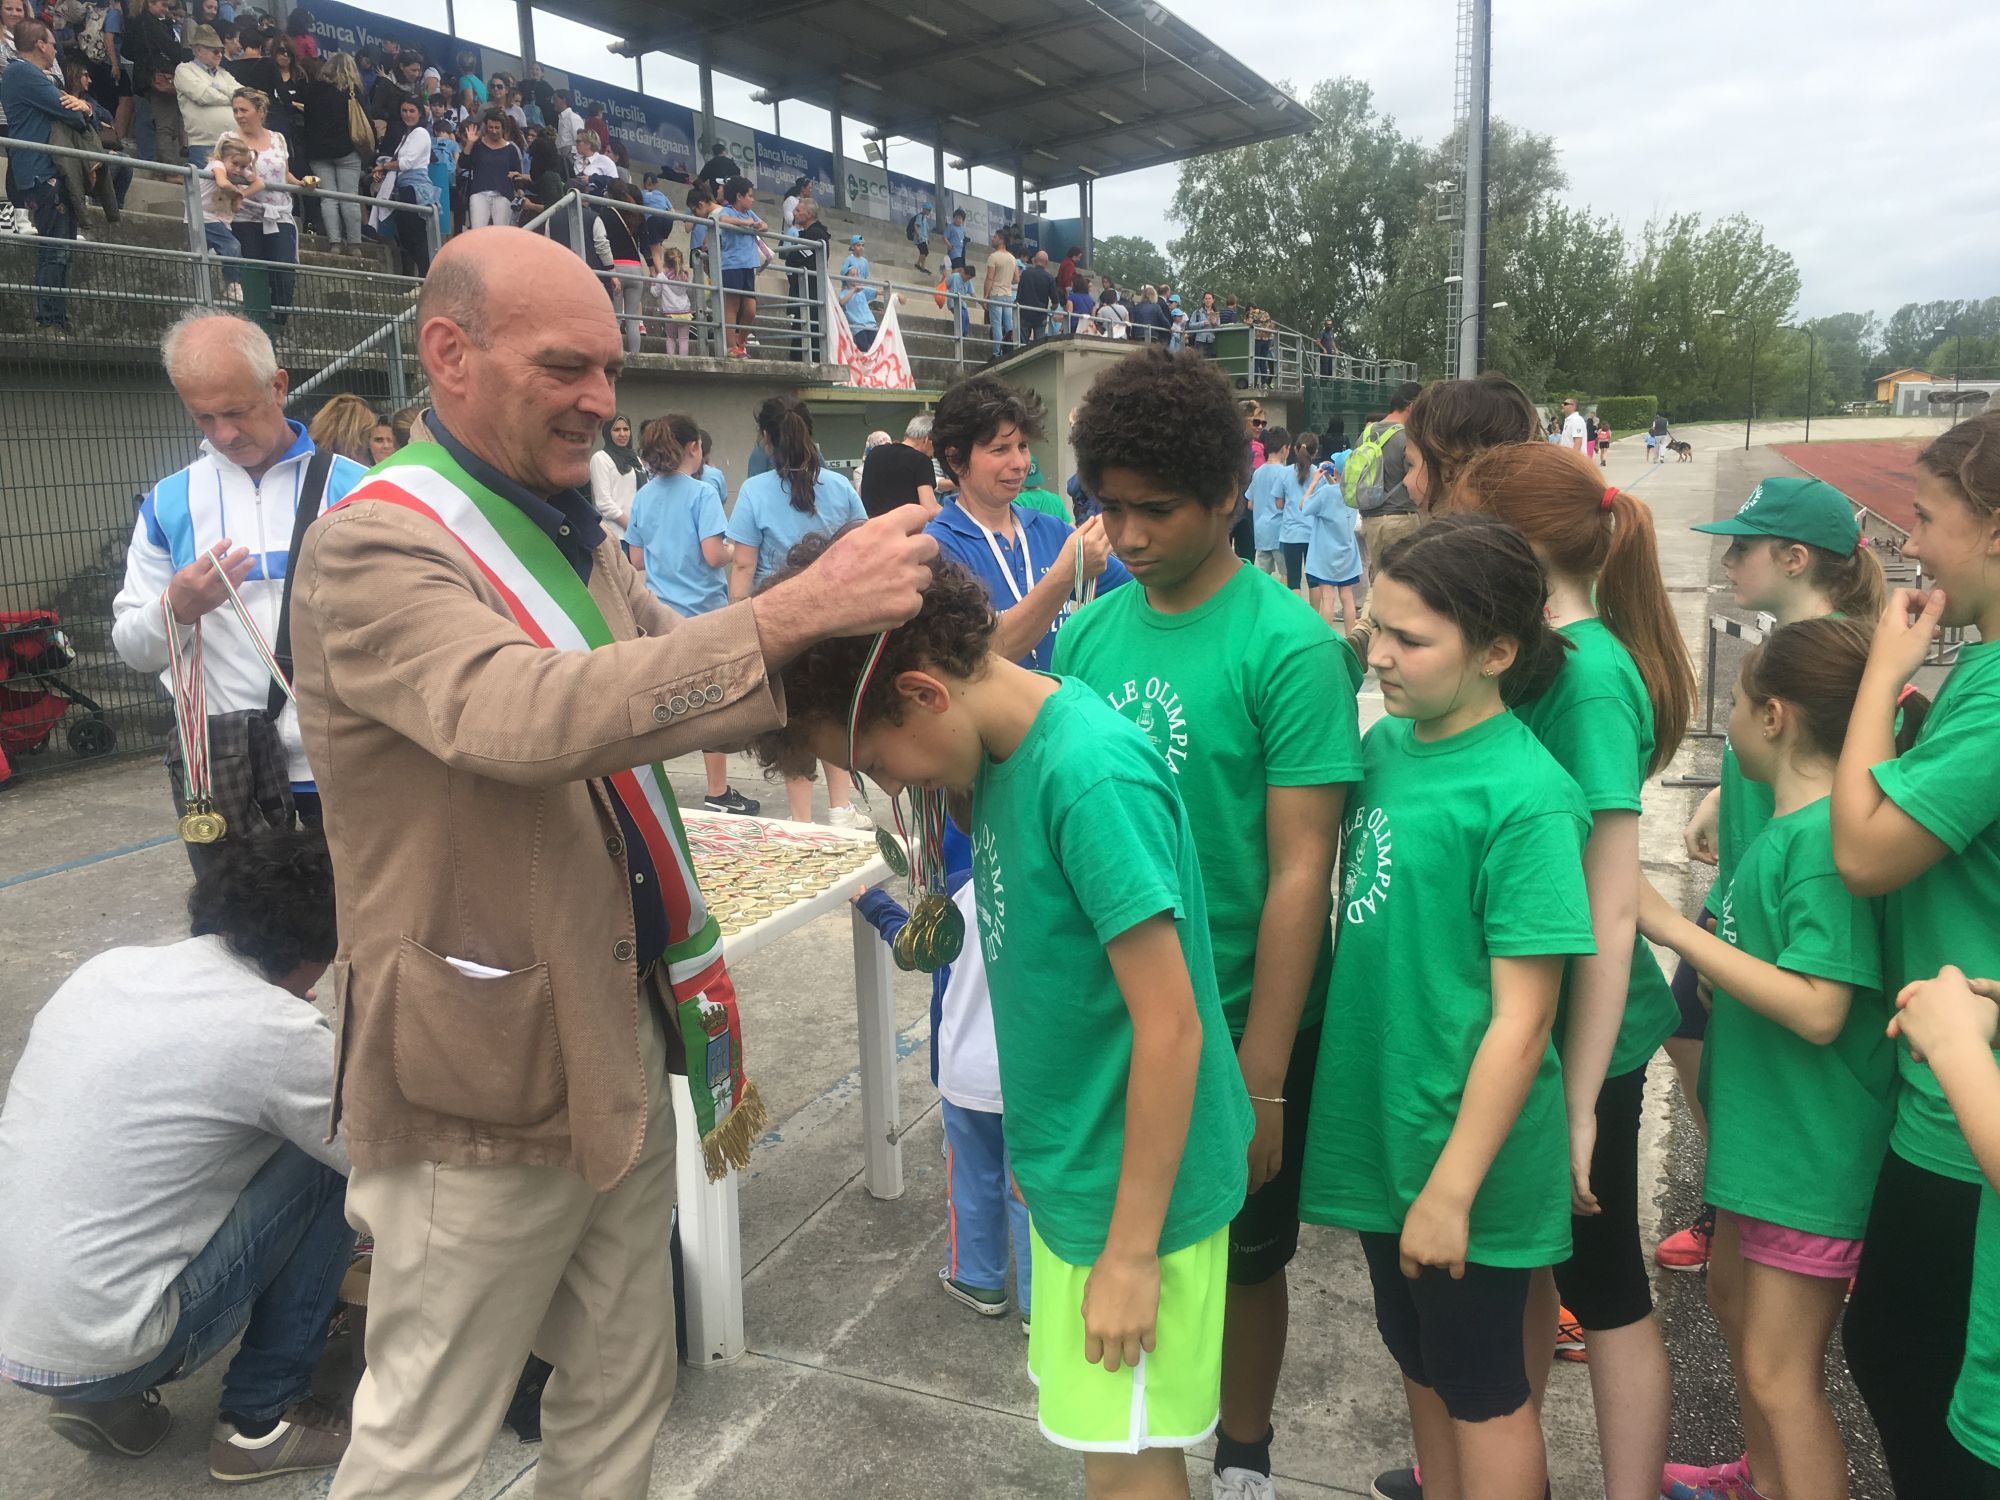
688, 818, 877, 935
163, 592, 226, 845
849, 631, 964, 974
161, 560, 297, 846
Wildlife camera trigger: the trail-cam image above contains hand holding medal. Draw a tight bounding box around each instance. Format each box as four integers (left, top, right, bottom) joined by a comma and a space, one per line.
163, 592, 226, 845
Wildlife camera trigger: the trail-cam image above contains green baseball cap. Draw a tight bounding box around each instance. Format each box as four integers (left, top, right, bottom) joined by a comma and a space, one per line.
1692, 475, 1860, 554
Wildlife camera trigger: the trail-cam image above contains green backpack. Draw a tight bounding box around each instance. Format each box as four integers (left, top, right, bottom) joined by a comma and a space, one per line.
1342, 419, 1402, 511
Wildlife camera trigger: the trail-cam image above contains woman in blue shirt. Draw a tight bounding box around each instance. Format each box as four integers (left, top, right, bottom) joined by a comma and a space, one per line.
623, 413, 760, 816
724, 396, 871, 828
713, 174, 766, 358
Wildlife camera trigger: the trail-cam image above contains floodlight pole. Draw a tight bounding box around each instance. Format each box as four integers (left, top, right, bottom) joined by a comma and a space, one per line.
934, 134, 946, 229
1457, 0, 1491, 378
698, 64, 716, 158
514, 0, 534, 72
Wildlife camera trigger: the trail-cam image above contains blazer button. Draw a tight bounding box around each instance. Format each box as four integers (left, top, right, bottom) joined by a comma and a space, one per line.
606, 835, 625, 858
669, 694, 690, 715
703, 684, 724, 704
652, 703, 671, 723
613, 938, 636, 962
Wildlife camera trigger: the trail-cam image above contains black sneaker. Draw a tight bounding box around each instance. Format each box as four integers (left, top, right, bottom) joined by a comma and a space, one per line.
704, 787, 760, 816
1370, 1470, 1421, 1500
46, 1388, 172, 1457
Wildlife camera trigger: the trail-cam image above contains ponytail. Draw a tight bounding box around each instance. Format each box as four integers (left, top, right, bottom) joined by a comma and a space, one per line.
755, 395, 821, 514
639, 413, 699, 476
1802, 541, 1888, 622
1377, 514, 1573, 706
1452, 443, 1695, 773
1292, 432, 1316, 486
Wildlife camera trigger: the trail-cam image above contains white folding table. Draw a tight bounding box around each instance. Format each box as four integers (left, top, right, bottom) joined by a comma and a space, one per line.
672, 812, 901, 1366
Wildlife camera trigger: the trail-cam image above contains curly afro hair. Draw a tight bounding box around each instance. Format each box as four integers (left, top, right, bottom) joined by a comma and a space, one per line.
929, 372, 1046, 483
187, 826, 337, 981
1071, 346, 1248, 507
752, 528, 998, 782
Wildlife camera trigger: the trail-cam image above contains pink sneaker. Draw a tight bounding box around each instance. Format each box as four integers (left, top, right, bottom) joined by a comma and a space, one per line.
1661, 1454, 1759, 1499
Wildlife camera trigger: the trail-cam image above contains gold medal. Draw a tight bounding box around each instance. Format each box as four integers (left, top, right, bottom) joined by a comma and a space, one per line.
925, 898, 965, 967
892, 921, 921, 972
875, 827, 909, 878
178, 806, 226, 844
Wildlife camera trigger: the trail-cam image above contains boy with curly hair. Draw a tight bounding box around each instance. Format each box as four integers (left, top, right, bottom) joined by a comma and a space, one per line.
1054, 347, 1361, 1497
756, 536, 1251, 1499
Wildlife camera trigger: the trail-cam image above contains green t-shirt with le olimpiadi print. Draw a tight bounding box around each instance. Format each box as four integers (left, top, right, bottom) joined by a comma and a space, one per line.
1699, 799, 1891, 1238
1703, 744, 1777, 920
971, 676, 1253, 1266
1871, 638, 2000, 1183
1512, 617, 1681, 1079
1299, 710, 1596, 1268
1052, 563, 1363, 1039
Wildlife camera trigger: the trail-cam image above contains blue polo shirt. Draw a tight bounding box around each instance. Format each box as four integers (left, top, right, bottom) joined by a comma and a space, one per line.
925, 499, 1133, 671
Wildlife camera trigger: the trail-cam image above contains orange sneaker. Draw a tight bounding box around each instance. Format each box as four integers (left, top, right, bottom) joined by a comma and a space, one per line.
1555, 1305, 1587, 1363
1655, 1205, 1716, 1272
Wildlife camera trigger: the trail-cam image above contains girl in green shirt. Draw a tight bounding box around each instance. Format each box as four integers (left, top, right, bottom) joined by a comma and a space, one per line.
1301, 515, 1594, 1500
1450, 441, 1694, 1500
1638, 618, 1890, 1500
1661, 476, 1887, 1269
1832, 410, 2000, 1496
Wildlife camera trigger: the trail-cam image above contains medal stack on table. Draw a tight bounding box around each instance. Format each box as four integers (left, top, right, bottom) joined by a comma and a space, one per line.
674, 811, 899, 1365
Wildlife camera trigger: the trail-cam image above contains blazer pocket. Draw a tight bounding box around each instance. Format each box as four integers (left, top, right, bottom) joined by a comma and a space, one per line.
391, 937, 566, 1126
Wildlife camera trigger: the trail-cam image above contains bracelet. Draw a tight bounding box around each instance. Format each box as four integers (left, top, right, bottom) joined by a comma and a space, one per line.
1248, 1092, 1285, 1105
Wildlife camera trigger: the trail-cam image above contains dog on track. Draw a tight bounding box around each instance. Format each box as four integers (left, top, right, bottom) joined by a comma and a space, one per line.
1669, 439, 1694, 461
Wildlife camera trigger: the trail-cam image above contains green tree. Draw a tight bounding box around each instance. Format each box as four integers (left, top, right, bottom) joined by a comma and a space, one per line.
1089, 233, 1171, 292
1167, 77, 1425, 334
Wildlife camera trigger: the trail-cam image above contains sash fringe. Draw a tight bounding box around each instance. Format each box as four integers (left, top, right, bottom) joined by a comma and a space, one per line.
700, 1080, 767, 1181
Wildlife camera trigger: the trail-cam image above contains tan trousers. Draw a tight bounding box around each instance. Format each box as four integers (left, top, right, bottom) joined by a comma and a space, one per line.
331, 1000, 678, 1499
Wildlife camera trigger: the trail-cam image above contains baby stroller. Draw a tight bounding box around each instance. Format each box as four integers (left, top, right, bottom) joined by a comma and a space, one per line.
0, 609, 116, 783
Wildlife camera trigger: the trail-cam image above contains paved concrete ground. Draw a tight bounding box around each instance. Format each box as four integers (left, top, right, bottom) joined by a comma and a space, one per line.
0, 422, 1918, 1498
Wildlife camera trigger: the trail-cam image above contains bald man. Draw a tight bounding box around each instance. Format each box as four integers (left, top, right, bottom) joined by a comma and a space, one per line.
1016, 248, 1059, 346
292, 228, 936, 1498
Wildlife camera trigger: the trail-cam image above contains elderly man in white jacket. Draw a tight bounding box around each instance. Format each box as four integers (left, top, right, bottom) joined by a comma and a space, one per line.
172, 25, 239, 168
111, 311, 367, 861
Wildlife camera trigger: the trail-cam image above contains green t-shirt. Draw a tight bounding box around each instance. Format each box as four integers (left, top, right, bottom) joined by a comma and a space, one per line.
1949, 1186, 2000, 1466
972, 676, 1254, 1265
1698, 800, 1891, 1237
1014, 485, 1070, 521
1052, 563, 1363, 1037
1513, 618, 1681, 1078
1702, 744, 1778, 920
1299, 711, 1596, 1267
1872, 638, 2000, 1183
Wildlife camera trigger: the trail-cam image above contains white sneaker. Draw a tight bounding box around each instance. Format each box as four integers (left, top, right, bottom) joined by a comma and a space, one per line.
826, 803, 874, 831
1212, 1468, 1277, 1500
224, 283, 244, 302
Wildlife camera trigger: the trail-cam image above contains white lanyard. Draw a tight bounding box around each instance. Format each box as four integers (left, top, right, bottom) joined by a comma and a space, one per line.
970, 513, 1036, 606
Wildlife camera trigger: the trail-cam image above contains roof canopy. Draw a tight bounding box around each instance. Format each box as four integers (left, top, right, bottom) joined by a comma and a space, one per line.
553, 0, 1317, 191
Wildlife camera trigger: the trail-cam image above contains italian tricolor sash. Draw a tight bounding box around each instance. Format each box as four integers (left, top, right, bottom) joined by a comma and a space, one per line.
335, 443, 764, 1180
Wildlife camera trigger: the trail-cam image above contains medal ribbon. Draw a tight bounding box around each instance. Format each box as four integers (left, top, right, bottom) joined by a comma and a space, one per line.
328, 445, 765, 1179
161, 593, 210, 810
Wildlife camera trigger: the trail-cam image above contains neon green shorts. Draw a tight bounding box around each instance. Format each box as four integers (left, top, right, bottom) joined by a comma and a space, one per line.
1025, 1221, 1228, 1453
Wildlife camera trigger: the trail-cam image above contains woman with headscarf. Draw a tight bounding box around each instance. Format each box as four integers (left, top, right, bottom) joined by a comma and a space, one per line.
589, 414, 642, 542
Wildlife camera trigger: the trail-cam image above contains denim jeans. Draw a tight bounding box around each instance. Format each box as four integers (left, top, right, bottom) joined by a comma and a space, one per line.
988, 293, 1015, 359
204, 220, 243, 285
234, 220, 297, 319
18, 180, 74, 327
310, 153, 362, 242
14, 1143, 353, 1423
187, 143, 211, 169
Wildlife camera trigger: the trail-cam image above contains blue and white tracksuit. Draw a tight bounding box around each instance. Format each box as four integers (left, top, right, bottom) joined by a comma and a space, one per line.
110, 421, 369, 785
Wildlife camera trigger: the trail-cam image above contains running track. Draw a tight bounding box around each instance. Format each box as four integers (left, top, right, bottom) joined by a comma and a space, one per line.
1774, 440, 1922, 534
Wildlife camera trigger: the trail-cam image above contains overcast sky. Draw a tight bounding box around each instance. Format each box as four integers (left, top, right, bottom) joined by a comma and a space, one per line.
449, 0, 2000, 320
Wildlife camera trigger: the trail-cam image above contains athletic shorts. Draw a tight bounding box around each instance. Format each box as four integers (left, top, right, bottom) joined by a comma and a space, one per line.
1228, 1023, 1320, 1285
1358, 1232, 1534, 1423
1552, 1063, 1654, 1331
1306, 572, 1362, 590
1724, 1210, 1865, 1280
1670, 909, 1719, 1039
721, 265, 757, 294
1026, 1222, 1227, 1453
